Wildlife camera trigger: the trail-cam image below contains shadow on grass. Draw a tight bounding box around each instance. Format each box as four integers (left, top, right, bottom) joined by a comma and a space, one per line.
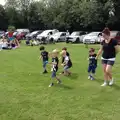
68, 73, 79, 80
94, 78, 102, 84
55, 84, 73, 90
111, 84, 120, 90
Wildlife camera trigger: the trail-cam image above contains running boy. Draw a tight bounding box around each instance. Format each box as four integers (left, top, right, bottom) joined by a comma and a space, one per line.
88, 48, 97, 80
39, 46, 49, 74
49, 49, 61, 87
61, 50, 72, 76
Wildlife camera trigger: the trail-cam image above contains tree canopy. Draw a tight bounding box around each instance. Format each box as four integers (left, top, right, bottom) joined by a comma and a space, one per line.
0, 0, 119, 31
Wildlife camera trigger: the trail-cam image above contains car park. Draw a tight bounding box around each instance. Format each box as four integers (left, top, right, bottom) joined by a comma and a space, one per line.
0, 31, 5, 38
26, 30, 43, 40
66, 31, 87, 43
110, 31, 120, 45
83, 32, 101, 44
49, 32, 67, 42
36, 29, 59, 42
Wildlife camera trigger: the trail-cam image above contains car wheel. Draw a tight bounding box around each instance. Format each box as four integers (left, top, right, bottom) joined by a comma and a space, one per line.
66, 39, 69, 43
75, 38, 80, 43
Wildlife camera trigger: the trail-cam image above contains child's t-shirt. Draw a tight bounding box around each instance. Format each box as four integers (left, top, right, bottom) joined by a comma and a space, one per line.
62, 52, 70, 63
64, 56, 72, 67
52, 57, 59, 72
89, 54, 97, 66
41, 51, 48, 61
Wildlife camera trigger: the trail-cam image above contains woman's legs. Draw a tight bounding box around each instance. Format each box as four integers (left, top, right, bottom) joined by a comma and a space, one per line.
106, 65, 113, 80
101, 64, 109, 86
103, 64, 109, 81
106, 64, 114, 85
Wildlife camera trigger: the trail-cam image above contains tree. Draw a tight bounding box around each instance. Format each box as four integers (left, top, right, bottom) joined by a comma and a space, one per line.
28, 1, 45, 30
0, 5, 8, 30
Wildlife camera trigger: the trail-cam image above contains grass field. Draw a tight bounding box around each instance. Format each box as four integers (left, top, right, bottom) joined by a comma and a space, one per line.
0, 43, 120, 120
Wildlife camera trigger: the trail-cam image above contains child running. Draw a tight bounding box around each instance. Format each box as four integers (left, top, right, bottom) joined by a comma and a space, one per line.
39, 46, 49, 74
49, 49, 61, 87
60, 47, 70, 74
88, 48, 97, 80
61, 50, 72, 76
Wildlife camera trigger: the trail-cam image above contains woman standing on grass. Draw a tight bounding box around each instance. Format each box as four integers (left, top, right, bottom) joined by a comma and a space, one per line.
96, 28, 119, 86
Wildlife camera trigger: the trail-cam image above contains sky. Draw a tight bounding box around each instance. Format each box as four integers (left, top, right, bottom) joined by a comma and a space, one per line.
0, 0, 5, 5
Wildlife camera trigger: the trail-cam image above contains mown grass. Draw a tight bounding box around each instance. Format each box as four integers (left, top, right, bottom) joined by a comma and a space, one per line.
0, 43, 120, 120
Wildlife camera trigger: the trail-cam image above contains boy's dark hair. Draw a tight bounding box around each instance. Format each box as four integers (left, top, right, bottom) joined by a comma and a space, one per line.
40, 46, 45, 51
62, 47, 67, 51
89, 48, 95, 52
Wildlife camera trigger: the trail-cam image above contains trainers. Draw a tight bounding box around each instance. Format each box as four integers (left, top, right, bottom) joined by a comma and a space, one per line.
101, 82, 107, 86
90, 76, 95, 80
43, 70, 48, 74
57, 80, 62, 84
88, 76, 91, 80
49, 83, 54, 87
109, 79, 114, 86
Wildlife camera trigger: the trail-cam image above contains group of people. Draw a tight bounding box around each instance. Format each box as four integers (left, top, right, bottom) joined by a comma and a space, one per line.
87, 27, 119, 86
39, 46, 72, 87
0, 29, 20, 50
39, 27, 119, 87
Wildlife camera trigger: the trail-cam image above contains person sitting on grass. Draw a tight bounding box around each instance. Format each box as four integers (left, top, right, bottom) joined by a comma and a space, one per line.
39, 46, 49, 74
49, 49, 61, 87
88, 48, 97, 80
61, 50, 72, 76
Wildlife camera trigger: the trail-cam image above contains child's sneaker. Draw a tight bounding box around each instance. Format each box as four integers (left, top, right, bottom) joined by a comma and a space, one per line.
57, 80, 62, 84
88, 75, 91, 80
90, 76, 95, 80
43, 70, 48, 74
49, 83, 54, 87
109, 79, 114, 86
101, 82, 107, 87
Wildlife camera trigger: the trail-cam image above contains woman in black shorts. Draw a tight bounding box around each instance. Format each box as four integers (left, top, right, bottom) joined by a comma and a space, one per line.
96, 28, 119, 86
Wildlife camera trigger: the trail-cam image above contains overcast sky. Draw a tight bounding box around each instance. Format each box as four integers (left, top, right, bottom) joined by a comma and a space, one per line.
0, 0, 5, 5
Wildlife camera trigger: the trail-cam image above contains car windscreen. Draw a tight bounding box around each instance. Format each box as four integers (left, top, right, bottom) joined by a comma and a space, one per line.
88, 32, 99, 36
71, 32, 80, 36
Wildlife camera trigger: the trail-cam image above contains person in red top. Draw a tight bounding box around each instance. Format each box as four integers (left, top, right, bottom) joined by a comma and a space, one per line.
8, 30, 14, 41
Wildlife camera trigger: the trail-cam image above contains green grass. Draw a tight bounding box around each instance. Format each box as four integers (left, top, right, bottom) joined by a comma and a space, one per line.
0, 43, 120, 120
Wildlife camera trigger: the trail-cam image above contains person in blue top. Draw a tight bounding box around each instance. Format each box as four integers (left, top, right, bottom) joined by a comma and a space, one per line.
39, 46, 49, 74
88, 48, 97, 80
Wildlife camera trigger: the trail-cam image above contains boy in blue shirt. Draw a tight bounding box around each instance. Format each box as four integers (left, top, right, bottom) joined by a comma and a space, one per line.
88, 48, 97, 80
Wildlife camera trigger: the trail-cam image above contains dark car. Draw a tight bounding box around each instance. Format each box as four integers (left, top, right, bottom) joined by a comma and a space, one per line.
26, 30, 43, 40
110, 31, 120, 45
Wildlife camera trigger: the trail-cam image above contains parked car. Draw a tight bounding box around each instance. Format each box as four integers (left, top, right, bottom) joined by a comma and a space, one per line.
66, 31, 87, 43
13, 31, 29, 40
49, 32, 67, 42
0, 31, 5, 38
36, 29, 59, 42
110, 31, 120, 45
26, 30, 43, 40
16, 29, 30, 33
83, 32, 101, 44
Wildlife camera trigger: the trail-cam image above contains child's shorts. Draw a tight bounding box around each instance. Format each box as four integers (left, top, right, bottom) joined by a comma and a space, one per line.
64, 65, 71, 71
43, 61, 48, 68
88, 65, 97, 74
51, 71, 56, 78
9, 37, 14, 41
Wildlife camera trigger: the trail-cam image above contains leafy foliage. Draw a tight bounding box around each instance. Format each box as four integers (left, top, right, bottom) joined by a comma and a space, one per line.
1, 0, 120, 31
